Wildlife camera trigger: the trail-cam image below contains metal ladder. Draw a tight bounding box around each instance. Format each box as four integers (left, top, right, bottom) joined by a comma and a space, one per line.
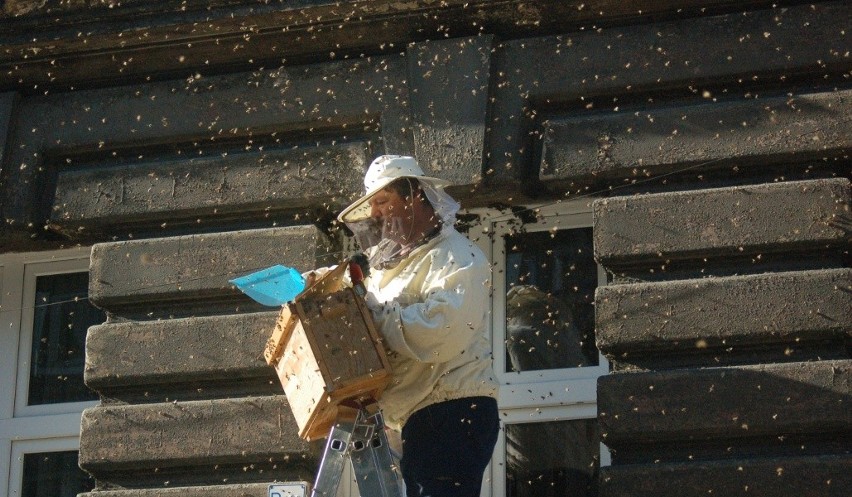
310, 403, 405, 497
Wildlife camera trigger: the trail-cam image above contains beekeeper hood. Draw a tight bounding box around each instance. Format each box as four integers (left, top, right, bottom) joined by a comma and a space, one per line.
338, 155, 460, 269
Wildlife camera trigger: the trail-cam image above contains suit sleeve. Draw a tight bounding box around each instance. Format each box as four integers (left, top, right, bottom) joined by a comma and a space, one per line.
375, 253, 490, 363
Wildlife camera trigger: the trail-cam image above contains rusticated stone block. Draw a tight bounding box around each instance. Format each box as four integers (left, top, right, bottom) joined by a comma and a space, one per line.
0, 54, 410, 241
89, 226, 333, 310
486, 2, 850, 183
596, 268, 852, 360
593, 178, 850, 268
600, 455, 851, 497
79, 483, 282, 497
85, 311, 278, 393
49, 142, 369, 236
541, 89, 852, 183
598, 360, 850, 449
408, 36, 493, 187
79, 395, 311, 474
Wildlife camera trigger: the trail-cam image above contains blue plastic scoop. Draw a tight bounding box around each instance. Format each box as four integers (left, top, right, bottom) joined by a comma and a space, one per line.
229, 265, 306, 306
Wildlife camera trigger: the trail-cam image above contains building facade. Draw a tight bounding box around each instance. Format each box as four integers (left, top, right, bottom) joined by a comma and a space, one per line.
1, 1, 849, 496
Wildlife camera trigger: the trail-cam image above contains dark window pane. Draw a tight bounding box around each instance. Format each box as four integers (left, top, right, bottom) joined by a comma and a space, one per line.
28, 272, 104, 405
505, 227, 598, 372
506, 419, 600, 497
22, 451, 95, 497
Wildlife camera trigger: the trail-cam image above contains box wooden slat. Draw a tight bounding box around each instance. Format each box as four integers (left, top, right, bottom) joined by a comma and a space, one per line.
263, 264, 347, 365
266, 265, 391, 441
263, 304, 297, 365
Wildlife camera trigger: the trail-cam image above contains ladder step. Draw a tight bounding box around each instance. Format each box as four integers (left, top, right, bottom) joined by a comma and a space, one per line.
311, 407, 405, 497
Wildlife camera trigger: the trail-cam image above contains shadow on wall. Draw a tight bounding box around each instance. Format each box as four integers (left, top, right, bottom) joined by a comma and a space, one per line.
597, 359, 851, 465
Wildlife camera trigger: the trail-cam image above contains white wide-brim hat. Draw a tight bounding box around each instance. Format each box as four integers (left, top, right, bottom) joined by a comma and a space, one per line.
338, 155, 451, 223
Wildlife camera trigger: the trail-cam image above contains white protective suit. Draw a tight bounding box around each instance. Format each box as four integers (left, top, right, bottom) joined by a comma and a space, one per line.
365, 223, 499, 430
335, 155, 499, 430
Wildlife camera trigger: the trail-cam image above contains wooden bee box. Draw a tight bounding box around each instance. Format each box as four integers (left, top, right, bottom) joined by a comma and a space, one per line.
264, 264, 391, 441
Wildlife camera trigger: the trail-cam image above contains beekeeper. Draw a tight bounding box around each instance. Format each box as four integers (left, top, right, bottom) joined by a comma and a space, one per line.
339, 155, 499, 497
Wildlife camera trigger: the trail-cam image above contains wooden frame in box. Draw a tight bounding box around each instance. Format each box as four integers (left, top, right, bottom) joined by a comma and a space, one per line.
264, 263, 391, 441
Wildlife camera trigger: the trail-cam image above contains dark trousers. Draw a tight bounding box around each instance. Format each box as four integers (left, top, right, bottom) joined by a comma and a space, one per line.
400, 396, 499, 497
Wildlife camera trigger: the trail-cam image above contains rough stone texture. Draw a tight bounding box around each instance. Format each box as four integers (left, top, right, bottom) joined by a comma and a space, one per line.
541, 89, 852, 183
1, 1, 849, 496
0, 1, 755, 89
4, 3, 847, 242
50, 142, 370, 236
408, 35, 494, 186
2, 0, 49, 17
85, 311, 278, 393
485, 1, 850, 185
1, 32, 491, 246
79, 395, 315, 485
89, 226, 332, 311
596, 268, 852, 361
81, 226, 330, 488
0, 56, 410, 245
598, 359, 851, 452
592, 176, 851, 492
600, 455, 851, 497
79, 483, 286, 497
593, 178, 851, 268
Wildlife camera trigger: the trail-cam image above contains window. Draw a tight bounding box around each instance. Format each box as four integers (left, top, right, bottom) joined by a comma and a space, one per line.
10, 438, 95, 497
1, 248, 102, 497
27, 271, 100, 407
23, 450, 94, 497
502, 407, 601, 497
504, 227, 599, 373
468, 203, 609, 497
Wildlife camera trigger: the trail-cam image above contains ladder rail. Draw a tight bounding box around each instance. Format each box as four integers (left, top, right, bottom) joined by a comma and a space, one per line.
311, 406, 405, 497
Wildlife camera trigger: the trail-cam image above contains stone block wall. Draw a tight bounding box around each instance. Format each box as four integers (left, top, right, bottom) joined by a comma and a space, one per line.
5, 23, 495, 496
593, 179, 851, 495
0, 1, 849, 496
81, 226, 333, 490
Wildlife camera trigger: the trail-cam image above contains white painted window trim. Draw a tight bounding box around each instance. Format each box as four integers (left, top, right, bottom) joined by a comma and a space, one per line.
465, 203, 611, 497
15, 257, 100, 418
8, 434, 80, 497
0, 247, 96, 497
7, 436, 82, 497
468, 203, 609, 404
487, 403, 611, 497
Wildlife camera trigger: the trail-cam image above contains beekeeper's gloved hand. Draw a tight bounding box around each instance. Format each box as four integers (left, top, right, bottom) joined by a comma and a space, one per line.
363, 292, 385, 323
364, 291, 381, 311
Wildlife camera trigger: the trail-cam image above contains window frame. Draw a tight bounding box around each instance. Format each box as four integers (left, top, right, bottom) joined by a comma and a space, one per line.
15, 257, 100, 418
468, 203, 609, 409
488, 404, 612, 497
465, 202, 610, 497
0, 248, 98, 497
8, 436, 84, 497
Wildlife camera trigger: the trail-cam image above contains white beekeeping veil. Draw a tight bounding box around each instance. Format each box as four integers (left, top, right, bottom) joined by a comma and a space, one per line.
339, 155, 460, 269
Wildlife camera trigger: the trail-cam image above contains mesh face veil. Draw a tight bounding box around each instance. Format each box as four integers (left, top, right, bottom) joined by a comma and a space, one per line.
345, 179, 460, 270
338, 155, 460, 269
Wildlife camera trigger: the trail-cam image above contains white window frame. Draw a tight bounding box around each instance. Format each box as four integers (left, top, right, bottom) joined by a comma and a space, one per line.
0, 247, 97, 497
488, 404, 612, 497
8, 436, 83, 497
469, 202, 609, 408
465, 202, 610, 497
15, 257, 100, 418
